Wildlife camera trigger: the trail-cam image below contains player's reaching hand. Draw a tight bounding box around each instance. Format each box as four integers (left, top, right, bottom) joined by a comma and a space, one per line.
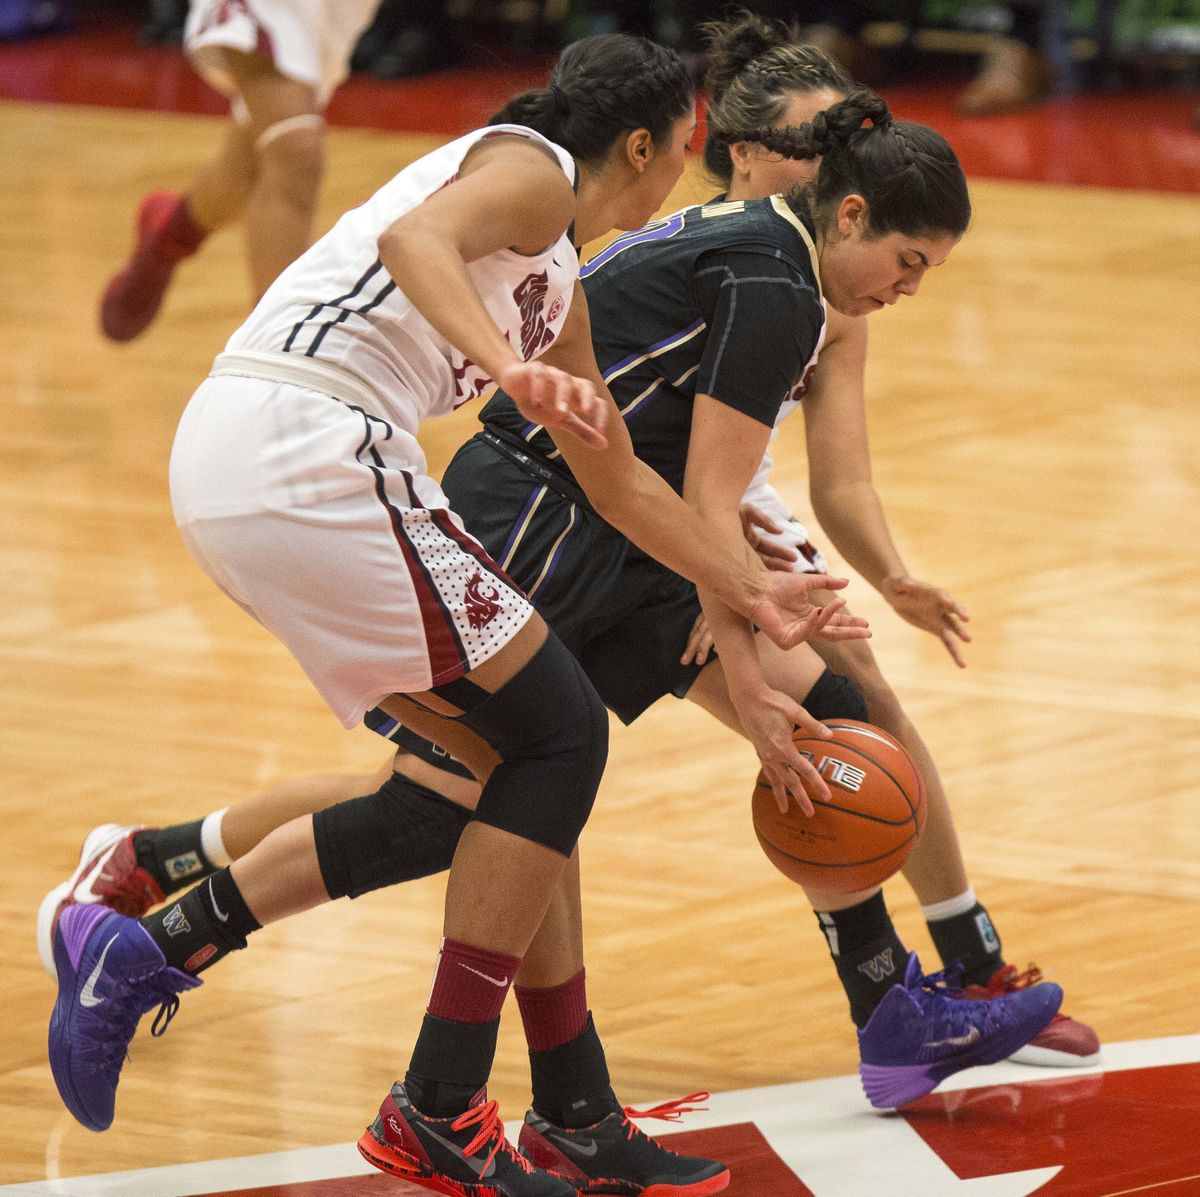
734, 684, 832, 814
739, 503, 799, 571
499, 360, 608, 450
750, 573, 871, 652
880, 574, 971, 667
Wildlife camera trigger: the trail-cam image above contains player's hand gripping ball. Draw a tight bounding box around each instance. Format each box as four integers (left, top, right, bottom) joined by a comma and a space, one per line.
752, 720, 926, 893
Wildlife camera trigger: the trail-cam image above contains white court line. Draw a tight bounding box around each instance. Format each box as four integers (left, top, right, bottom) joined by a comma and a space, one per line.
8, 1035, 1200, 1197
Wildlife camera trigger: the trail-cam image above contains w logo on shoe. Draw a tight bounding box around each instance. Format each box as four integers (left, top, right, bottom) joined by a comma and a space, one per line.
857, 948, 896, 983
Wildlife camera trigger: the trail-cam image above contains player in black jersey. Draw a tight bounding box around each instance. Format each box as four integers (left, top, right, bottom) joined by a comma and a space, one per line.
693, 11, 1098, 1068
40, 24, 1065, 1141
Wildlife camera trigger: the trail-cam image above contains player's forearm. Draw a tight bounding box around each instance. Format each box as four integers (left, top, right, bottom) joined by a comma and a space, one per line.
696, 588, 766, 703
597, 463, 767, 617
379, 227, 520, 384
810, 479, 907, 592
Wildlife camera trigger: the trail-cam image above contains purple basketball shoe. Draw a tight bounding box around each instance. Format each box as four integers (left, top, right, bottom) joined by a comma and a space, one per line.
858, 952, 1062, 1109
49, 904, 200, 1131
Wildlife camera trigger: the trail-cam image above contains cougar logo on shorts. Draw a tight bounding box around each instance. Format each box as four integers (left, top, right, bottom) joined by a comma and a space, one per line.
464, 571, 502, 630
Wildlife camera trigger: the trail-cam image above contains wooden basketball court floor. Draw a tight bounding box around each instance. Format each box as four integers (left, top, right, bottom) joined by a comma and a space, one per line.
1, 68, 1199, 1197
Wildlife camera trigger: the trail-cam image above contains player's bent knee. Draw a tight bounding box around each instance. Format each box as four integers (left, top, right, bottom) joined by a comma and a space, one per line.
802, 667, 869, 723
256, 119, 325, 200
458, 633, 608, 857
313, 773, 470, 900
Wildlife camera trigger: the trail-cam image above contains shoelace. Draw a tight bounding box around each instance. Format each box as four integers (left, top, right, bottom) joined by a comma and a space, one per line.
620, 1093, 710, 1142
450, 1099, 533, 1174
622, 1092, 710, 1122
86, 982, 183, 1074
973, 963, 1067, 1026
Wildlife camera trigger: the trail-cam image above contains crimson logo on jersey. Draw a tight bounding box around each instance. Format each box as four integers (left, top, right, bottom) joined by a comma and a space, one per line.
788, 360, 818, 402
464, 571, 502, 630
515, 271, 557, 359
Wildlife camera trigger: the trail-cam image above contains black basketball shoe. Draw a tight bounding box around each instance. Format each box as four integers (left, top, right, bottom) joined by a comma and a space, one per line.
518, 1095, 730, 1195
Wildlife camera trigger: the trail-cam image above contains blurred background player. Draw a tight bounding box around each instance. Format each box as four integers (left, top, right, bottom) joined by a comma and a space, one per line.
99, 0, 381, 343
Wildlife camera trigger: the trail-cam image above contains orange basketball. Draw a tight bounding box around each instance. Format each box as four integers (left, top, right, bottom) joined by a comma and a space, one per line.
752, 719, 927, 893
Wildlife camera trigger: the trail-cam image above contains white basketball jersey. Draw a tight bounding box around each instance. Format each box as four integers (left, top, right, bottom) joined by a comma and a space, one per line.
227, 124, 579, 437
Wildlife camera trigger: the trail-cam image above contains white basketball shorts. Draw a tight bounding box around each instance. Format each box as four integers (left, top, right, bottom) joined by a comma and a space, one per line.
169, 369, 535, 728
185, 0, 379, 109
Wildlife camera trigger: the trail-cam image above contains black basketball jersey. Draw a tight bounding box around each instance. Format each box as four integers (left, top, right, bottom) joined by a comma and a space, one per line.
479, 194, 825, 495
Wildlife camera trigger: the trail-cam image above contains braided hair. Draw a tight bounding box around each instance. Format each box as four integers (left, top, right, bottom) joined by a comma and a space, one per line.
489, 34, 694, 164
703, 11, 852, 182
721, 87, 971, 239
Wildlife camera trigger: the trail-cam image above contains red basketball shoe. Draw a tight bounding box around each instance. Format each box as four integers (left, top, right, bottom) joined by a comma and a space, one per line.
359, 1082, 575, 1196
99, 190, 205, 342
964, 964, 1100, 1067
37, 824, 164, 977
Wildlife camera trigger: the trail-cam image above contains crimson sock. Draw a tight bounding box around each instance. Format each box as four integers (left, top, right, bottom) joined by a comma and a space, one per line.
427, 937, 521, 1023
406, 938, 522, 1116
515, 968, 589, 1052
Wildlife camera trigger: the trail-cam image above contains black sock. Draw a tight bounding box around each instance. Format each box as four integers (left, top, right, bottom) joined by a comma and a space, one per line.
140, 867, 260, 974
134, 819, 216, 895
406, 1014, 500, 1117
529, 1014, 620, 1129
926, 901, 1003, 988
815, 891, 908, 1027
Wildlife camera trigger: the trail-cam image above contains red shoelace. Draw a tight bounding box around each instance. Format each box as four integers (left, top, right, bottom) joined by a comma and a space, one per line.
449, 1099, 533, 1174
622, 1092, 710, 1122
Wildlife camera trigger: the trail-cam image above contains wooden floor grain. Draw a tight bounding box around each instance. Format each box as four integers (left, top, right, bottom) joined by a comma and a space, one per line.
1, 100, 1198, 1184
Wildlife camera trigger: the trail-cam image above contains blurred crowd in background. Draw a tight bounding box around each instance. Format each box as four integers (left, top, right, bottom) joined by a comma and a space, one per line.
4, 0, 1200, 118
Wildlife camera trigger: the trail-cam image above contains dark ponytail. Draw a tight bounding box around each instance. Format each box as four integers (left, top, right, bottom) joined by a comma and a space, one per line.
702, 11, 852, 182
724, 88, 971, 238
490, 34, 693, 163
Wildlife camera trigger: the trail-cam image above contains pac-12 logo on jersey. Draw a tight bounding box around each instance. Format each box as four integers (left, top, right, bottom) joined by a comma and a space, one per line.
464, 571, 502, 630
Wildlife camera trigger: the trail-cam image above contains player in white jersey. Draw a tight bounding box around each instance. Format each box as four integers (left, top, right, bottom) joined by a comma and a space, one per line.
50, 35, 870, 1197
99, 0, 380, 343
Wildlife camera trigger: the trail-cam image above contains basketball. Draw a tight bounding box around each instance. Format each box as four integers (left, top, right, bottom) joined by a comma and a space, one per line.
752, 719, 927, 893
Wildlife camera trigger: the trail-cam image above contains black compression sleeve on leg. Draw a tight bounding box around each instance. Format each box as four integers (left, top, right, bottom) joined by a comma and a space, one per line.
802, 668, 869, 723
313, 773, 470, 900
457, 633, 608, 857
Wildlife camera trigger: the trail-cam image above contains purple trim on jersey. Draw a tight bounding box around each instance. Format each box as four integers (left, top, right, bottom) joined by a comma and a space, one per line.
497, 483, 545, 567
526, 505, 577, 601
600, 317, 707, 385
282, 259, 387, 354
371, 714, 400, 737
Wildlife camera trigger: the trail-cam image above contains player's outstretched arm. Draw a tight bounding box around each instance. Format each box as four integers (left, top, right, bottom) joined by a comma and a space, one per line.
803, 314, 969, 664
540, 288, 852, 651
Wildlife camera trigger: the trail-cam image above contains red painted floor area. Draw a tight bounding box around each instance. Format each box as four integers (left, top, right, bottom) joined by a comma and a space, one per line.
2, 23, 1198, 192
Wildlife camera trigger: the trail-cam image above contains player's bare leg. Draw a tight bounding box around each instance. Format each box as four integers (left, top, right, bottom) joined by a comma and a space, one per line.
805, 591, 1098, 1065
225, 51, 325, 300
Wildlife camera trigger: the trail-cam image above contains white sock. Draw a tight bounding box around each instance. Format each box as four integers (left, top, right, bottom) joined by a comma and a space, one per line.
200, 808, 233, 868
921, 886, 977, 923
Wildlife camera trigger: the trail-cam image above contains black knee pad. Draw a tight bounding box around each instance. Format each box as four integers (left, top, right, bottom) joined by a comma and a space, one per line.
802, 667, 869, 723
313, 773, 470, 900
457, 632, 608, 857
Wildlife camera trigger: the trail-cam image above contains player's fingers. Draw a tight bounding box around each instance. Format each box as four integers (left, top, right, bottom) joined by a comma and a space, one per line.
556, 409, 608, 450
941, 627, 968, 669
